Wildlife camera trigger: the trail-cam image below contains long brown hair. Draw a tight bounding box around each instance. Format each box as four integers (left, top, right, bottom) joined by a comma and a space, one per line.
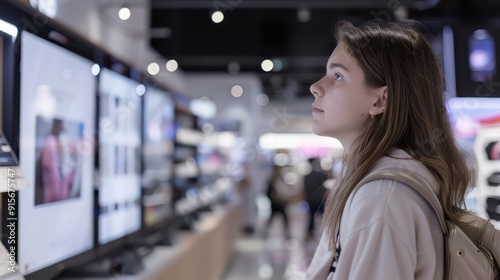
323, 20, 477, 254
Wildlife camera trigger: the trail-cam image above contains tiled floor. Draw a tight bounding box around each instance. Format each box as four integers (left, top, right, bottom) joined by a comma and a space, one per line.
221, 202, 322, 280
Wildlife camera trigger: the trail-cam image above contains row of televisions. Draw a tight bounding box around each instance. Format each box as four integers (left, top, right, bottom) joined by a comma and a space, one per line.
0, 1, 220, 279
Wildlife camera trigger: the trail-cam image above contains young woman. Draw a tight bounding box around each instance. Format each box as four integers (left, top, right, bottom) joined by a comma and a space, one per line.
306, 20, 475, 280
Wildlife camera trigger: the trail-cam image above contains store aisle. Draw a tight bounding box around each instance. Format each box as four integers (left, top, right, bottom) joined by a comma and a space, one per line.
221, 201, 321, 280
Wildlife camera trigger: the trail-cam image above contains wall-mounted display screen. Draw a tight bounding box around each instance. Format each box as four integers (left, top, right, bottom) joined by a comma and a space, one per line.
447, 98, 500, 150
142, 87, 175, 227
454, 27, 500, 97
98, 68, 142, 244
18, 31, 96, 275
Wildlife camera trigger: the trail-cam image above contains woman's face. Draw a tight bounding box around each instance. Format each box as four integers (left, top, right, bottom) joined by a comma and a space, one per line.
310, 42, 379, 149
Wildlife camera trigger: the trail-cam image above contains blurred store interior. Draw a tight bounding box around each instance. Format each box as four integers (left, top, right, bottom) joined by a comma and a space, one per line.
0, 0, 500, 279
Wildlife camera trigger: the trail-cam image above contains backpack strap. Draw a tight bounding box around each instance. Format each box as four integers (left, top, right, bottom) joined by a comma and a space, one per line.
357, 167, 448, 235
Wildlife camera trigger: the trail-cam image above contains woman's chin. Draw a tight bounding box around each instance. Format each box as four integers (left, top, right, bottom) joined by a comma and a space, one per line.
311, 127, 339, 140
311, 125, 329, 137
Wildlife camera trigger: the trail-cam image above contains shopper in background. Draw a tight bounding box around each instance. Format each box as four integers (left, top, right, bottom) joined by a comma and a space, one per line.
303, 157, 329, 241
306, 20, 475, 279
265, 165, 292, 239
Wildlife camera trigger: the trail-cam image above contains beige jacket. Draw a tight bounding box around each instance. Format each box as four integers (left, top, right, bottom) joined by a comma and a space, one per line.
306, 149, 444, 280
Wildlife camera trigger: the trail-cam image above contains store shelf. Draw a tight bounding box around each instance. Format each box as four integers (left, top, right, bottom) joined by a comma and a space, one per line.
60, 199, 242, 280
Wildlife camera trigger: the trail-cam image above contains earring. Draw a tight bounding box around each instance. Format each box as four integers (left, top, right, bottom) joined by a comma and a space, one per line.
371, 114, 374, 119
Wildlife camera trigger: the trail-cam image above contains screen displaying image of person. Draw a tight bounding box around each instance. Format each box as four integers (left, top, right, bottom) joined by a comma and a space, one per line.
35, 118, 83, 204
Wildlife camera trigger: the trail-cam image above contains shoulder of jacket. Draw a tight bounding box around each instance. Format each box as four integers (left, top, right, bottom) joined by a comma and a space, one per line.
344, 179, 432, 228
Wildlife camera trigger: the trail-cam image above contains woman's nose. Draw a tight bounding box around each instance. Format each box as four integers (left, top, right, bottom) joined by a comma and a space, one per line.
310, 80, 322, 97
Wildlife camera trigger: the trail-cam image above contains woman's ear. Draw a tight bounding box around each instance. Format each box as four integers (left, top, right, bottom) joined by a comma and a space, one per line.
369, 86, 387, 117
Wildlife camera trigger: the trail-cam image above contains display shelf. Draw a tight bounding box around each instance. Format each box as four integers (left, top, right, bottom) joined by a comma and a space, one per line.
58, 199, 243, 280
172, 106, 200, 194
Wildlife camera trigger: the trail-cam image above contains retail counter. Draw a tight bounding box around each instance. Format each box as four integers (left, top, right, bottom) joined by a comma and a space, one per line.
59, 199, 243, 280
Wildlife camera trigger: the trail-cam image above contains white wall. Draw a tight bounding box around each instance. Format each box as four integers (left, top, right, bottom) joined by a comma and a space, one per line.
185, 73, 314, 136
33, 0, 187, 93
29, 0, 316, 128
185, 73, 263, 138
28, 0, 317, 137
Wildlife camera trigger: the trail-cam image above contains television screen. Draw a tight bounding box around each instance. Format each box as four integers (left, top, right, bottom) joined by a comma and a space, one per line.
447, 98, 500, 152
18, 31, 96, 275
98, 68, 142, 244
142, 87, 175, 227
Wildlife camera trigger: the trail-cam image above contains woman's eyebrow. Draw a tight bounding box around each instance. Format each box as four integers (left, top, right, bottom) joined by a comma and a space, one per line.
328, 62, 350, 72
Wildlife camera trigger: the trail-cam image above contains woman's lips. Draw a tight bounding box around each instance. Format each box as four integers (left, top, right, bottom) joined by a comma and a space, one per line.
312, 105, 324, 112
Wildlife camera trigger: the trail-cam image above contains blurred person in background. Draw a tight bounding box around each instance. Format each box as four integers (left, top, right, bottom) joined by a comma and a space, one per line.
303, 157, 329, 241
265, 164, 292, 239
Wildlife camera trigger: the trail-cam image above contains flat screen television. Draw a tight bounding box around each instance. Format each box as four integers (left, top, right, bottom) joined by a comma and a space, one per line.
142, 87, 175, 228
18, 31, 96, 278
97, 68, 142, 246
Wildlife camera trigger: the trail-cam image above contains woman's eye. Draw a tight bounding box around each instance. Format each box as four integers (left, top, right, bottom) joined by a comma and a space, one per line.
334, 73, 343, 81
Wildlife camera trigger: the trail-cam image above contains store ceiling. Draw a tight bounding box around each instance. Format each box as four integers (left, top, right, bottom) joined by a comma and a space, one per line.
149, 0, 500, 100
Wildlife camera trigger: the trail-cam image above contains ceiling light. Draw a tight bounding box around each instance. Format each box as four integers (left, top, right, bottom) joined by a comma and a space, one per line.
231, 85, 243, 97
256, 94, 269, 106
261, 59, 273, 72
297, 7, 311, 22
271, 58, 283, 72
119, 7, 131, 20
166, 59, 178, 72
91, 64, 100, 76
211, 11, 224, 23
147, 63, 160, 75
136, 84, 146, 96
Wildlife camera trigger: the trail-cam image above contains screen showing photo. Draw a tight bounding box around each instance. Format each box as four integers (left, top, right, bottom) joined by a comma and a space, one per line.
143, 87, 175, 227
34, 117, 84, 205
98, 68, 142, 244
18, 31, 96, 275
